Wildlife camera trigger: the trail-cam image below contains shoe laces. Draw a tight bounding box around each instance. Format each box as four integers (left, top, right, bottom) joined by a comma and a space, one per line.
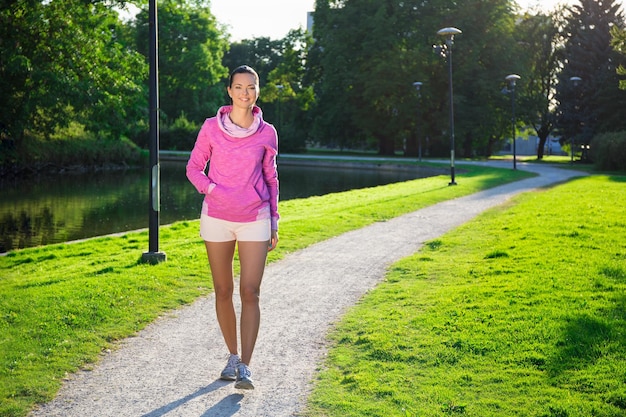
237, 363, 252, 378
226, 354, 240, 368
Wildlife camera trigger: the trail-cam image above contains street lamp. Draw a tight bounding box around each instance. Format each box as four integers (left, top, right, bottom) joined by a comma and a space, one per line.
413, 81, 423, 162
141, 0, 166, 264
569, 76, 582, 164
504, 74, 521, 170
276, 84, 284, 133
435, 27, 462, 186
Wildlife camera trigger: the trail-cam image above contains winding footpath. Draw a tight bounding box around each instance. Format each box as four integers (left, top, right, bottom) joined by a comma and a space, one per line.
29, 161, 586, 417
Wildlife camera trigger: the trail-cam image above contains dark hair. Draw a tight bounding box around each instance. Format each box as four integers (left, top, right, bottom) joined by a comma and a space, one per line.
229, 65, 259, 87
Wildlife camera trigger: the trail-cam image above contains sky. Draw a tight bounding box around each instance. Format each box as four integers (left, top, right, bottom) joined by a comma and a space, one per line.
209, 0, 315, 41
208, 0, 616, 42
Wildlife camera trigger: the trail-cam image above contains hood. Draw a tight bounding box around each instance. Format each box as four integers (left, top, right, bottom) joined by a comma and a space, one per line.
216, 105, 263, 138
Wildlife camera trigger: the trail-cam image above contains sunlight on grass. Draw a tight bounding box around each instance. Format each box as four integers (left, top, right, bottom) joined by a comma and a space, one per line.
305, 175, 626, 417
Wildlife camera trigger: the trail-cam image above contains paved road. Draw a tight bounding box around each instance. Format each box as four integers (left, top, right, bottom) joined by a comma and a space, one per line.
29, 162, 586, 417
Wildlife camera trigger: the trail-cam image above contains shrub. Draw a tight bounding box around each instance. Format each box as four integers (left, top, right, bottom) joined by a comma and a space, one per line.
590, 131, 626, 171
1, 124, 145, 177
159, 114, 200, 151
132, 115, 199, 151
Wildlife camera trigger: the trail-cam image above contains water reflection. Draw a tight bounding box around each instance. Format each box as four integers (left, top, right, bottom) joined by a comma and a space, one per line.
0, 161, 429, 252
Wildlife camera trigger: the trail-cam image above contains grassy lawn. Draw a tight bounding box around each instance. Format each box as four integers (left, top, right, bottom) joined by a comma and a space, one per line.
304, 174, 626, 417
0, 164, 531, 417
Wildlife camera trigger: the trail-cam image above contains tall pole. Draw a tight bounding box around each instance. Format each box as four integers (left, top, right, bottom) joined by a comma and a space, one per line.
505, 74, 521, 170
447, 46, 456, 184
413, 81, 423, 162
570, 76, 582, 165
437, 27, 461, 186
141, 0, 166, 264
277, 85, 284, 133
512, 89, 516, 170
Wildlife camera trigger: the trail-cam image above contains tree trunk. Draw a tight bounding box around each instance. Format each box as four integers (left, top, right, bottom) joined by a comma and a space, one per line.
378, 135, 395, 156
404, 133, 418, 157
536, 123, 551, 160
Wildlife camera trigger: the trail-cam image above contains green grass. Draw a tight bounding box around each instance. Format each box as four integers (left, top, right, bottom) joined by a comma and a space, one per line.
304, 175, 626, 417
0, 164, 530, 417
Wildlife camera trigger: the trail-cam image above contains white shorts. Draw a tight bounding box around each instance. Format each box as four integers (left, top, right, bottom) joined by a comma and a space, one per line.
200, 215, 271, 242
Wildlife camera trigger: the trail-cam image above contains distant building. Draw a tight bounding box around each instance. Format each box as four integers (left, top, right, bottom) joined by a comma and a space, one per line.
307, 11, 314, 34
499, 135, 566, 156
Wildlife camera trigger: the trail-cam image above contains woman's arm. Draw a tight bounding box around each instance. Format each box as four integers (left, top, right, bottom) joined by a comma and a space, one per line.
186, 122, 213, 194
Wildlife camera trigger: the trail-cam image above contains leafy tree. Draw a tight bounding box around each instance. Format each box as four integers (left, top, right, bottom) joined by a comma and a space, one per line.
134, 0, 229, 124
555, 0, 626, 149
311, 0, 521, 157
311, 0, 427, 155
433, 0, 520, 158
223, 37, 284, 86
265, 29, 316, 152
0, 0, 147, 142
309, 0, 374, 152
515, 9, 561, 159
611, 25, 626, 89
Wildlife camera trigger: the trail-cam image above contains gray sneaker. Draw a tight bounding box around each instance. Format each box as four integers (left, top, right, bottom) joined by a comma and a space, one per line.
234, 363, 254, 390
220, 354, 240, 381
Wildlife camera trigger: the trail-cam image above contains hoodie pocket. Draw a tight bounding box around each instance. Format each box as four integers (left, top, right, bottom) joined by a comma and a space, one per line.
207, 183, 263, 212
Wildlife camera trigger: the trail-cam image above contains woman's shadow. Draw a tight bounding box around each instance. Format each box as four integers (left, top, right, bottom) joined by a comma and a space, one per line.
141, 379, 244, 417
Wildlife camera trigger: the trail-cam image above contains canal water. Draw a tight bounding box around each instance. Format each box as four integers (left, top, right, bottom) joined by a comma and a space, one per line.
0, 160, 435, 253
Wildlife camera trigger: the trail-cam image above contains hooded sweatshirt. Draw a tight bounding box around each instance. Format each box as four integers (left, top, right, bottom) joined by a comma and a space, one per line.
186, 105, 279, 230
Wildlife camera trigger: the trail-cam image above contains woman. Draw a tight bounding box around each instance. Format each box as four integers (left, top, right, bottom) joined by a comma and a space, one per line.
186, 65, 279, 390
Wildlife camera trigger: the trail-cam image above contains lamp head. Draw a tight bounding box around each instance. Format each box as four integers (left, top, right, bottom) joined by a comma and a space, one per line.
505, 74, 521, 87
413, 82, 423, 91
570, 76, 582, 87
437, 27, 462, 48
437, 27, 462, 38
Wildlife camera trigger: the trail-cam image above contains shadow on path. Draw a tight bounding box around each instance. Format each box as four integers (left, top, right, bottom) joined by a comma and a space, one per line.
141, 379, 236, 417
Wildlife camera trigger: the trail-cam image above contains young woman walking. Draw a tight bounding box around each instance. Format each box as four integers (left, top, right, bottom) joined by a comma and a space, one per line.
186, 65, 279, 390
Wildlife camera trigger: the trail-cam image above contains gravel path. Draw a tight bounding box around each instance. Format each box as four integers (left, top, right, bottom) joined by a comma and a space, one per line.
29, 162, 585, 417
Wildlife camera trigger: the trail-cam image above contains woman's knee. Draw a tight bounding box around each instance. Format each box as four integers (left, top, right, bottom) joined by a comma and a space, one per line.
240, 284, 260, 305
214, 282, 234, 301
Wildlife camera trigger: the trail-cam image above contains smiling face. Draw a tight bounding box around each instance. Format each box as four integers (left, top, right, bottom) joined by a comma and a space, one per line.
227, 72, 259, 110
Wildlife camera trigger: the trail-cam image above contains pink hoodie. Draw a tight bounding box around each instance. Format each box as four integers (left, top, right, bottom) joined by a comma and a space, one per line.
186, 105, 279, 230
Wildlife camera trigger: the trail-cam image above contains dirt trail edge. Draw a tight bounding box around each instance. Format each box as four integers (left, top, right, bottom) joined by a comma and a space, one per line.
29, 162, 585, 417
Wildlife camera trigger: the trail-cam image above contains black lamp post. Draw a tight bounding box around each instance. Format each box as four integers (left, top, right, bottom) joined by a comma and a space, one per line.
569, 76, 582, 165
436, 27, 462, 186
413, 81, 423, 162
276, 84, 284, 133
141, 0, 166, 264
505, 74, 521, 170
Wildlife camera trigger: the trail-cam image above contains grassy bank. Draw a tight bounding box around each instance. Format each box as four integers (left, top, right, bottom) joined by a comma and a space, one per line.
0, 164, 531, 416
304, 174, 626, 417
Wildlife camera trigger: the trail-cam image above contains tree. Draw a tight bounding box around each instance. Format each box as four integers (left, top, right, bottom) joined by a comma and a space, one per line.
311, 0, 432, 155
515, 9, 561, 159
0, 0, 147, 142
613, 25, 626, 89
134, 0, 229, 124
555, 0, 626, 150
311, 0, 523, 157
437, 0, 521, 158
223, 37, 284, 86
265, 29, 316, 152
310, 0, 379, 152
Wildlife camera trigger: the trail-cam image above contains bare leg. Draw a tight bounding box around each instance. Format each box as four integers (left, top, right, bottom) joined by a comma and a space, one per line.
205, 240, 238, 356
237, 240, 269, 365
